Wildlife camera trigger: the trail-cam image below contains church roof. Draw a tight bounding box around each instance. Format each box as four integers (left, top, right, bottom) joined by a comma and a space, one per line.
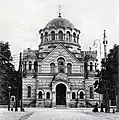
45, 17, 74, 29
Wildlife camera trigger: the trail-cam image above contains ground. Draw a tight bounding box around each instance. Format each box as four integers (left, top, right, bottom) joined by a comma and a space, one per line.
0, 108, 119, 120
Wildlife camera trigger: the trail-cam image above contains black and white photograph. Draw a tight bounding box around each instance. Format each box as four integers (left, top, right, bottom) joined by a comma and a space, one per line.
0, 0, 119, 119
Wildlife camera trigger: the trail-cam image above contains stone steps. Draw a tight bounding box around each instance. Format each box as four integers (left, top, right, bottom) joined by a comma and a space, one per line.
55, 105, 67, 109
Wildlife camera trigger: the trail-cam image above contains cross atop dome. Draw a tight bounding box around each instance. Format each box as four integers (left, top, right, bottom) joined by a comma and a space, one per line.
58, 4, 62, 17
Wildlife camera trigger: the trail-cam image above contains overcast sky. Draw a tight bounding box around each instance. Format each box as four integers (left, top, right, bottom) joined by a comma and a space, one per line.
0, 0, 119, 67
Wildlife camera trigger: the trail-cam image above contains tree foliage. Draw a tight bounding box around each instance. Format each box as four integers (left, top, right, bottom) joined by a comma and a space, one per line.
0, 41, 17, 104
93, 44, 118, 112
94, 44, 118, 96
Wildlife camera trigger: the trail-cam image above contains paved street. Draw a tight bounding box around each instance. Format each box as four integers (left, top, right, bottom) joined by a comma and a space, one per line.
26, 108, 106, 120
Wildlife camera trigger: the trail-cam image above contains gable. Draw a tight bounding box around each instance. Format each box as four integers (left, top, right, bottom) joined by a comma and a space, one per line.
40, 44, 83, 73
42, 43, 80, 63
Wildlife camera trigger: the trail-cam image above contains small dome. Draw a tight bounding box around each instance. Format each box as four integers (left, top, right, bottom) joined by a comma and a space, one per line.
45, 17, 74, 29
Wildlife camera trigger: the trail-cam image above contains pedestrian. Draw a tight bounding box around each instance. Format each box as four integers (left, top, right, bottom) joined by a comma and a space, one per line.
92, 102, 99, 112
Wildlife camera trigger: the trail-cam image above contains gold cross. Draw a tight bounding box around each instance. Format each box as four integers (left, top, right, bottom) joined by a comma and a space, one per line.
58, 4, 62, 13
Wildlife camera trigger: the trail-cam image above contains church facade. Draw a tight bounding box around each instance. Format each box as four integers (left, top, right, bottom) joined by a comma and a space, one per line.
22, 13, 100, 107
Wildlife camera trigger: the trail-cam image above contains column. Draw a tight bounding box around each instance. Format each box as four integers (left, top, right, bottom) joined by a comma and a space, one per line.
48, 34, 50, 41
56, 33, 58, 40
64, 34, 65, 41
52, 91, 55, 107
26, 62, 29, 70
32, 61, 34, 70
67, 91, 70, 107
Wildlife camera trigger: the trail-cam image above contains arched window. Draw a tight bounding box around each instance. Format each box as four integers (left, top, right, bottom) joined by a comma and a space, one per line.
11, 96, 15, 102
67, 63, 72, 74
51, 31, 55, 40
77, 34, 79, 43
27, 86, 31, 98
57, 57, 65, 73
90, 62, 93, 71
90, 87, 94, 99
45, 32, 48, 42
24, 61, 27, 70
73, 32, 76, 43
11, 97, 15, 102
29, 61, 32, 70
50, 63, 55, 73
66, 31, 71, 41
58, 31, 63, 40
46, 92, 50, 99
80, 91, 84, 99
34, 61, 38, 72
95, 63, 97, 70
72, 92, 76, 99
38, 91, 42, 99
41, 33, 43, 43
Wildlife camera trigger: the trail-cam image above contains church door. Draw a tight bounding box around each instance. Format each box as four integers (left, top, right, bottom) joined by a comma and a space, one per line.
56, 83, 66, 105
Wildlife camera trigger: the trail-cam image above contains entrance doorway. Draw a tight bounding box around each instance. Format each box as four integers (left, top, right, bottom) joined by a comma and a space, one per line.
56, 83, 66, 105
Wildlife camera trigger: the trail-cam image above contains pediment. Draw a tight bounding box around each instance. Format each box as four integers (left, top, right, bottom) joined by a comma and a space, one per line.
42, 43, 80, 63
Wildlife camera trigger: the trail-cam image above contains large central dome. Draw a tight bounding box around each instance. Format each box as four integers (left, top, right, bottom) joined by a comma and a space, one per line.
38, 14, 81, 59
45, 17, 74, 29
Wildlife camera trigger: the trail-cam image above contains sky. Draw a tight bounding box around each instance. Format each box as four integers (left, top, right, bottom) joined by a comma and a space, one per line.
0, 0, 119, 68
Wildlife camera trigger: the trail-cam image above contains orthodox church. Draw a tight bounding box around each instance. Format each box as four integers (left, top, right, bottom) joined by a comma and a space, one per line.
22, 12, 100, 107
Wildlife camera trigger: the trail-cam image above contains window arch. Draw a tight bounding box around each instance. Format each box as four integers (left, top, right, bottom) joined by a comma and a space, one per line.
90, 62, 93, 71
45, 32, 48, 42
51, 31, 55, 40
90, 87, 94, 99
38, 91, 42, 99
11, 96, 15, 102
50, 63, 55, 73
58, 31, 63, 40
95, 63, 97, 70
41, 33, 43, 43
77, 34, 79, 43
46, 92, 50, 99
27, 86, 31, 98
29, 61, 32, 70
57, 57, 65, 73
67, 63, 72, 74
66, 31, 71, 41
72, 92, 76, 99
73, 32, 76, 43
34, 61, 38, 72
80, 91, 84, 99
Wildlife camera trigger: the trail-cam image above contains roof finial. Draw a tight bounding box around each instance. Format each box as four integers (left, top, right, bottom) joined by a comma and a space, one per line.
58, 4, 62, 17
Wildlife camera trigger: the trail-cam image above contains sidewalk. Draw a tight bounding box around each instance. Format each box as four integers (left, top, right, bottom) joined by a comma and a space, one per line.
0, 108, 34, 120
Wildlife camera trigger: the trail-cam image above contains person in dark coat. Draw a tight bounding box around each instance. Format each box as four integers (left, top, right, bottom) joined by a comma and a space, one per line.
92, 102, 99, 112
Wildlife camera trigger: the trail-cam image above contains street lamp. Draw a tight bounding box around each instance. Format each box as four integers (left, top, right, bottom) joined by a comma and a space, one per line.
8, 86, 11, 111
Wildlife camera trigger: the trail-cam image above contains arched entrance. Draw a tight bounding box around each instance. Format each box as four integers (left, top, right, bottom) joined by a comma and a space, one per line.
56, 83, 66, 105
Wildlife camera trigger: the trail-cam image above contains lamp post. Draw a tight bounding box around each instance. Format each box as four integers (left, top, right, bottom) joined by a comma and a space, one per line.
8, 86, 11, 111
103, 30, 108, 62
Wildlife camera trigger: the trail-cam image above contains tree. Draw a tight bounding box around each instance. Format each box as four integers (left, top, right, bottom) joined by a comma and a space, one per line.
0, 41, 17, 104
93, 44, 118, 112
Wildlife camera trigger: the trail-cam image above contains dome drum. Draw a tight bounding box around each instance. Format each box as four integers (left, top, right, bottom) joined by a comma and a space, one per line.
39, 30, 80, 44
